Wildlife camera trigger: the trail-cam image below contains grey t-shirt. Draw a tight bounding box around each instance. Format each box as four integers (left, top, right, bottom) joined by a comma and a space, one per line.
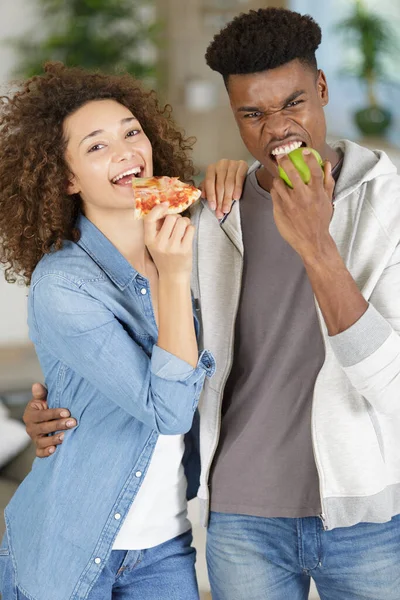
210, 168, 327, 518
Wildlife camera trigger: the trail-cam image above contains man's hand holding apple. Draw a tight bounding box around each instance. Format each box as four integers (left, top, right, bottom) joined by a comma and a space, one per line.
272, 148, 335, 262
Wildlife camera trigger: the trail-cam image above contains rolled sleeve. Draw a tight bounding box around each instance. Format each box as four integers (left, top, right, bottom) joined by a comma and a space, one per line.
329, 304, 392, 368
151, 346, 216, 382
328, 242, 400, 414
329, 304, 400, 415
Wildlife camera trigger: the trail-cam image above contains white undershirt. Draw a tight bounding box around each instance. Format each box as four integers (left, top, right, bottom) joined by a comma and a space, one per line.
112, 434, 191, 550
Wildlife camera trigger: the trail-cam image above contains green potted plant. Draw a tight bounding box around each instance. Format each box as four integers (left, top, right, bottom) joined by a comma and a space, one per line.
10, 0, 159, 83
336, 0, 397, 137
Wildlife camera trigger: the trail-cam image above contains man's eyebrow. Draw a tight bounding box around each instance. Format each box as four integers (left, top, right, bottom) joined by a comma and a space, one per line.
282, 90, 305, 106
79, 117, 138, 146
237, 105, 263, 113
237, 90, 306, 113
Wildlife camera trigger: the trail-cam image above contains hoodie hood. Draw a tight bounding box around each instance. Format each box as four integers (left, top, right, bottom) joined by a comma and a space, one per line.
331, 139, 397, 203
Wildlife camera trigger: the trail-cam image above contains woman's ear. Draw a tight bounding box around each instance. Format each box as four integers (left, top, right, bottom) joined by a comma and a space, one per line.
67, 174, 80, 196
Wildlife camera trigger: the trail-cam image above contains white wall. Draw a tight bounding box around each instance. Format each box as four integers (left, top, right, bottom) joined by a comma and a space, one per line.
0, 0, 39, 83
0, 279, 29, 345
0, 0, 40, 345
290, 0, 400, 146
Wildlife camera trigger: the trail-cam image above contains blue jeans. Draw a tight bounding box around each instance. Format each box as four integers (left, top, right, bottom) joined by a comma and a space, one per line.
206, 512, 400, 600
0, 530, 199, 600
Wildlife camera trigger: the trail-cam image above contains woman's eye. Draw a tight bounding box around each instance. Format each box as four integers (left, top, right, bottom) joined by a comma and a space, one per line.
126, 129, 140, 138
88, 143, 105, 153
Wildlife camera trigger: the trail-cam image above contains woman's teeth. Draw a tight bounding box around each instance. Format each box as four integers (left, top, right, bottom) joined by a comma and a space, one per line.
112, 167, 142, 184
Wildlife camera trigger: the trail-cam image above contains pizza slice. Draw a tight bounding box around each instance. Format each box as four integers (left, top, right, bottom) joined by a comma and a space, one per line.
132, 176, 202, 220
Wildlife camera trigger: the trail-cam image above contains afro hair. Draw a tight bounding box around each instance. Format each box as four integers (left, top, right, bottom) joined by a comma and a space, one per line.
205, 8, 321, 83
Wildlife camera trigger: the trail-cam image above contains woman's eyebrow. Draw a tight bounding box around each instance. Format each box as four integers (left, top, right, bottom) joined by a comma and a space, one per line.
79, 117, 138, 146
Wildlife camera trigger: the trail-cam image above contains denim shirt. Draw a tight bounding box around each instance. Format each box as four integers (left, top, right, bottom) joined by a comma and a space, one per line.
1, 215, 215, 600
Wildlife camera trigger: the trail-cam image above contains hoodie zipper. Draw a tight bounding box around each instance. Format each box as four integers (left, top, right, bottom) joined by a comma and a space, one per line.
312, 299, 330, 531
312, 195, 341, 533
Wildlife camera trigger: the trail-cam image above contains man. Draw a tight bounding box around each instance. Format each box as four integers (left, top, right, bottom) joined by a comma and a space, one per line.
24, 8, 400, 600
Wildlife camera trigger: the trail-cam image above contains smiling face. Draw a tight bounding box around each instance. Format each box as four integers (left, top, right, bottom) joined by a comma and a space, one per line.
64, 99, 153, 216
227, 59, 330, 187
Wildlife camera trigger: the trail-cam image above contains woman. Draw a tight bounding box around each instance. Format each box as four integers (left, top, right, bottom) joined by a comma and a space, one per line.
0, 62, 215, 600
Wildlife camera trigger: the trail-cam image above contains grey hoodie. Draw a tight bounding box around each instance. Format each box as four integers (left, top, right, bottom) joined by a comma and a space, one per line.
191, 139, 400, 530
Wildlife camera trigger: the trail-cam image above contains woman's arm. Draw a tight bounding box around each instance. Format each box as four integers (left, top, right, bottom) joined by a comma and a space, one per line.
144, 206, 198, 368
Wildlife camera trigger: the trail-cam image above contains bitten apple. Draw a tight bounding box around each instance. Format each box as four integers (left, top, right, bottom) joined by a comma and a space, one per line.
278, 148, 323, 188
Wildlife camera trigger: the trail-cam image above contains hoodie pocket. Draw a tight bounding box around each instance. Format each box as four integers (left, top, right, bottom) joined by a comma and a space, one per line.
367, 403, 385, 461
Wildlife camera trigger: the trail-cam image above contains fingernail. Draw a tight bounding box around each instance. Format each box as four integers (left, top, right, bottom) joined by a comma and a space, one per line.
303, 149, 311, 155
210, 203, 216, 211
59, 433, 64, 441
60, 411, 69, 418
49, 447, 55, 454
66, 420, 75, 427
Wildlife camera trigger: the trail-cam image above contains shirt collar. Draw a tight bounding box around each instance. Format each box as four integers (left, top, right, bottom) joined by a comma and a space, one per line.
76, 213, 140, 290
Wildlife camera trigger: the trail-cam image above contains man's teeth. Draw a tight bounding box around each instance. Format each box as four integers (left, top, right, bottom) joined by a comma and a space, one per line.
271, 141, 303, 157
112, 167, 142, 183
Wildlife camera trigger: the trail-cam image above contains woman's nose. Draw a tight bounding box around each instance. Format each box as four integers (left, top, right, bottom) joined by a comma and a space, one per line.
112, 142, 135, 162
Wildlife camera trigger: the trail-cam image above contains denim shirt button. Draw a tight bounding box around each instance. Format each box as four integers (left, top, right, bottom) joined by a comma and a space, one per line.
135, 471, 142, 478
140, 288, 147, 295
94, 558, 101, 564
114, 513, 121, 520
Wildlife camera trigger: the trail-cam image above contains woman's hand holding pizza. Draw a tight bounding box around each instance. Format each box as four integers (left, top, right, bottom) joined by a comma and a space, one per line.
144, 203, 194, 279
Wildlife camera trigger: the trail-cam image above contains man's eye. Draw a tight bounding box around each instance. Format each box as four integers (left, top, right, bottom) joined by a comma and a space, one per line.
286, 100, 302, 108
126, 129, 140, 137
244, 112, 262, 119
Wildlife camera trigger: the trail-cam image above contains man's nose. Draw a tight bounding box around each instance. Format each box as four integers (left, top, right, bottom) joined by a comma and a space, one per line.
263, 111, 291, 140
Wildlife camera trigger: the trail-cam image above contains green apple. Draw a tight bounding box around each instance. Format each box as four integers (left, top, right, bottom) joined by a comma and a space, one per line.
278, 147, 323, 188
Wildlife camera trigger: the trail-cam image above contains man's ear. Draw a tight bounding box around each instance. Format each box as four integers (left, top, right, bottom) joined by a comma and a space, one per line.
317, 69, 329, 107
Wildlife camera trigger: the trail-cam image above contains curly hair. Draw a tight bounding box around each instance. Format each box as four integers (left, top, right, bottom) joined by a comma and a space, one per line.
205, 8, 322, 83
0, 62, 196, 284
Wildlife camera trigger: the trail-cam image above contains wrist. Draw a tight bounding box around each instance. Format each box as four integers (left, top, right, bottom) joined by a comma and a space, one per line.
301, 236, 342, 271
158, 272, 192, 286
